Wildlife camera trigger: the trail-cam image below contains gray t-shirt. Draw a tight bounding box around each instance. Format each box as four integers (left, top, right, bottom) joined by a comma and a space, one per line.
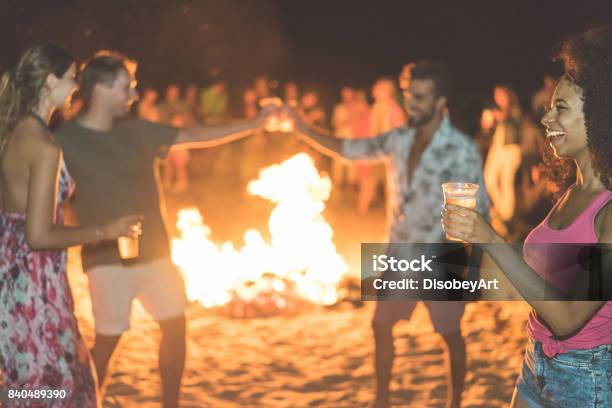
55, 118, 178, 270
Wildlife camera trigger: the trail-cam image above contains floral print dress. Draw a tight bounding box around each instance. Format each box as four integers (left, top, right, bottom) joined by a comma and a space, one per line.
0, 128, 99, 407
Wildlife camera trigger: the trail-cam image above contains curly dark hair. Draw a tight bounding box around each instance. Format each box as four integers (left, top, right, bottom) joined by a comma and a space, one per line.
554, 25, 612, 190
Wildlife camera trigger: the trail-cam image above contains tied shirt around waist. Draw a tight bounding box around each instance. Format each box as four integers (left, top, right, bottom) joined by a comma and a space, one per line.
523, 186, 612, 357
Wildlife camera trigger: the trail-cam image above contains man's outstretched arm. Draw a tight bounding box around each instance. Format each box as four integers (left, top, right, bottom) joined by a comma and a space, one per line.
294, 121, 344, 158
171, 118, 261, 150
295, 118, 393, 162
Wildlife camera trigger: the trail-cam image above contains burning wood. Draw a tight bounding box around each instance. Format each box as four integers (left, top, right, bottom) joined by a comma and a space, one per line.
171, 153, 348, 316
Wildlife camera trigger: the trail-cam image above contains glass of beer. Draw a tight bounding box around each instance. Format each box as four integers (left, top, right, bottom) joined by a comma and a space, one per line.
259, 97, 284, 132
118, 223, 141, 260
442, 182, 479, 241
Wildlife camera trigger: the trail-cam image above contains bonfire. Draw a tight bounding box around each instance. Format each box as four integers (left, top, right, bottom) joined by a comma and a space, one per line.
171, 153, 349, 316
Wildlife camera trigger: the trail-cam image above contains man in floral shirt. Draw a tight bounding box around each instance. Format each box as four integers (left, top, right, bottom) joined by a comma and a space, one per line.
345, 108, 489, 242
295, 60, 489, 408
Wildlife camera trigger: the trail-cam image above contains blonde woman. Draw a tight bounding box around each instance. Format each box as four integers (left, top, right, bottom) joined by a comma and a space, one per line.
0, 44, 139, 407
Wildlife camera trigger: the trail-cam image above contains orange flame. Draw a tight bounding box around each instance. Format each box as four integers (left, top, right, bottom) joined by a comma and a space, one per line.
171, 153, 348, 309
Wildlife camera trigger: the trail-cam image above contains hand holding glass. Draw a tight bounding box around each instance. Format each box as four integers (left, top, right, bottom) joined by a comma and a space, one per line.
441, 182, 479, 242
259, 98, 295, 132
118, 222, 142, 260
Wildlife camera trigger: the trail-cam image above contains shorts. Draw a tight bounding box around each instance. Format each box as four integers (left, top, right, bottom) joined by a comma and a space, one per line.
87, 257, 188, 336
373, 300, 465, 335
516, 338, 612, 407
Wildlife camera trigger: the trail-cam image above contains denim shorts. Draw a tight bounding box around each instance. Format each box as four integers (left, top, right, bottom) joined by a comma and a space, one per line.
516, 338, 612, 407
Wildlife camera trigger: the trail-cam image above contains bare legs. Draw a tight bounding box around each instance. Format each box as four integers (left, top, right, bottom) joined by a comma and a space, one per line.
91, 314, 186, 408
441, 331, 466, 408
159, 315, 186, 408
372, 321, 394, 408
372, 322, 465, 408
90, 334, 122, 397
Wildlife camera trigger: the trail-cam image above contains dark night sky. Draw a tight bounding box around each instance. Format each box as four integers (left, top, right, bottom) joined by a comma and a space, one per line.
1, 0, 611, 130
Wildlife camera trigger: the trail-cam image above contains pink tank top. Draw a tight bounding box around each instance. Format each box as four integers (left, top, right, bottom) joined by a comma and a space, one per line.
523, 186, 612, 357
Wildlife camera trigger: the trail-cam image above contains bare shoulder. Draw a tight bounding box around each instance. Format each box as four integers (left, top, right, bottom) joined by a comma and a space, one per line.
13, 118, 61, 162
596, 196, 612, 242
14, 117, 49, 141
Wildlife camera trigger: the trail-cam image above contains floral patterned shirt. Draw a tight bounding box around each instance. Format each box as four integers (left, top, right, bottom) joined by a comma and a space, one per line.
342, 115, 490, 242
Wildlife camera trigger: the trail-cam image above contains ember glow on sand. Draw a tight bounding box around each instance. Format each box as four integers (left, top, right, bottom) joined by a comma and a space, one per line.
171, 153, 348, 309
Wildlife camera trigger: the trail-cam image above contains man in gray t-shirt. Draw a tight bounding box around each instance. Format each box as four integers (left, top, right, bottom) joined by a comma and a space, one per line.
57, 51, 261, 408
56, 118, 177, 271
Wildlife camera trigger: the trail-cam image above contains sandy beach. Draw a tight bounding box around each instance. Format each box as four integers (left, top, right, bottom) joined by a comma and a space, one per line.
66, 137, 531, 407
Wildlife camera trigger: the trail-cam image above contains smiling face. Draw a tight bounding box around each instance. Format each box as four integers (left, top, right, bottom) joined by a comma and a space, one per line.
541, 75, 588, 159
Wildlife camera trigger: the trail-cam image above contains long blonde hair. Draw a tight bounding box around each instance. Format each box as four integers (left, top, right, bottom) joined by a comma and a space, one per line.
0, 43, 74, 155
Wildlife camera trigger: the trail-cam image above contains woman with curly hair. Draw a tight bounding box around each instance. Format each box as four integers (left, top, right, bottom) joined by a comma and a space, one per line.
0, 44, 141, 407
442, 26, 612, 407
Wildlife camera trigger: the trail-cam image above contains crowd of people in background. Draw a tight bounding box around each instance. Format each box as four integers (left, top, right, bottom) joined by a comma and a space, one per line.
477, 80, 559, 242
56, 69, 561, 244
